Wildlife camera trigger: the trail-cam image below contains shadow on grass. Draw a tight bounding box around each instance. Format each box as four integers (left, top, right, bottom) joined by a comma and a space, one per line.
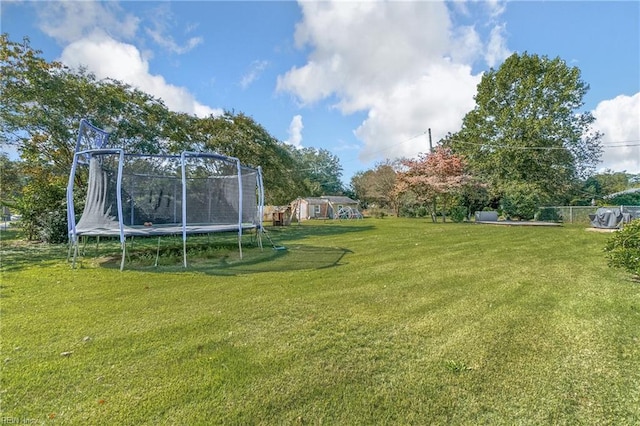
0, 222, 369, 274
1, 229, 68, 273
99, 244, 353, 275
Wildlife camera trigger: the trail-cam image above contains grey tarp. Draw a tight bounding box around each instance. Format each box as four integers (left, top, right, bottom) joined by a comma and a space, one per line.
589, 207, 629, 229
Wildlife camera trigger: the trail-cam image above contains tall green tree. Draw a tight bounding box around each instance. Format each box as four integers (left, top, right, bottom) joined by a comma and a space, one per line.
1, 35, 180, 171
443, 52, 603, 206
288, 147, 344, 196
194, 111, 307, 205
1, 35, 186, 240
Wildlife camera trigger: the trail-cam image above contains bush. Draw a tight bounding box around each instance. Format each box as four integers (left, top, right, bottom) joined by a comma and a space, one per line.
366, 208, 388, 218
38, 209, 69, 244
535, 207, 563, 222
449, 206, 468, 223
418, 206, 430, 218
501, 183, 543, 220
604, 218, 640, 279
15, 173, 68, 242
398, 205, 414, 218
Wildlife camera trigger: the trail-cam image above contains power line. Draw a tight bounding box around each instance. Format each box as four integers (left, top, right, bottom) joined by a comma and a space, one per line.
362, 130, 429, 159
341, 137, 639, 168
452, 140, 640, 150
602, 142, 640, 148
610, 139, 640, 143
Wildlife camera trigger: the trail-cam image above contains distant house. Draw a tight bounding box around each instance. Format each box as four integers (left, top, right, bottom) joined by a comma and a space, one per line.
291, 196, 360, 220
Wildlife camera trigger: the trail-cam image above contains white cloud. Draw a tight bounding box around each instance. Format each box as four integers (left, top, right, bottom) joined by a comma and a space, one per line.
34, 1, 217, 118
36, 1, 139, 44
277, 0, 497, 162
355, 61, 481, 161
449, 25, 484, 65
278, 1, 452, 110
60, 32, 222, 118
592, 93, 640, 174
146, 28, 203, 55
240, 60, 269, 89
485, 0, 507, 18
284, 115, 304, 148
144, 4, 203, 55
484, 23, 511, 68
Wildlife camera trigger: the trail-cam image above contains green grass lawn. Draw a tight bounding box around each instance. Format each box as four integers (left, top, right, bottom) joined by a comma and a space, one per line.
1, 219, 639, 424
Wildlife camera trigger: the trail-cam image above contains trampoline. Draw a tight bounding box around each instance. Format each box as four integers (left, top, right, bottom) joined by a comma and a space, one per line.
67, 120, 264, 270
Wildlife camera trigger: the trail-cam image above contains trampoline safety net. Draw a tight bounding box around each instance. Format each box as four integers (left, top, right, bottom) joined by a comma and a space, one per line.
67, 119, 264, 269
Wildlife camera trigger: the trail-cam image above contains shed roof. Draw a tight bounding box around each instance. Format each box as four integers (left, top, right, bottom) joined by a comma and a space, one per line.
321, 195, 358, 204
300, 196, 358, 205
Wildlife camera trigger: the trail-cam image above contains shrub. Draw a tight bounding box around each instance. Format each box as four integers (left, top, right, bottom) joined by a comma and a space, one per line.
366, 208, 387, 218
500, 183, 543, 220
38, 209, 69, 244
449, 206, 468, 223
604, 218, 640, 279
398, 205, 414, 218
535, 207, 563, 222
15, 173, 68, 242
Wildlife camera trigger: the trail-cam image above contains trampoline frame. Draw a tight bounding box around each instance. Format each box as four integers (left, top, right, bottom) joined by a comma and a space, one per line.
67, 120, 264, 270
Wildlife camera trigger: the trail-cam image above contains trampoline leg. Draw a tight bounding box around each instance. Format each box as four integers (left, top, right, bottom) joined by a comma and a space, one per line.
67, 240, 73, 262
71, 242, 79, 269
120, 241, 126, 271
183, 238, 187, 268
238, 233, 243, 259
81, 235, 88, 256
155, 237, 161, 267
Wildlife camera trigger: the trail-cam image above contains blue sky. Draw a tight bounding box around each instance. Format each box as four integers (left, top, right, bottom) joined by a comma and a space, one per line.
2, 0, 639, 184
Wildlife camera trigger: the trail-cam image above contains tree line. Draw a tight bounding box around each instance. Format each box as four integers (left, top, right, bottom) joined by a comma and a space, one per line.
352, 52, 639, 221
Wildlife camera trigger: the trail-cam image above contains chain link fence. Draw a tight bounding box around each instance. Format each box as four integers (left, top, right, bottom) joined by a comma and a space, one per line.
537, 205, 640, 224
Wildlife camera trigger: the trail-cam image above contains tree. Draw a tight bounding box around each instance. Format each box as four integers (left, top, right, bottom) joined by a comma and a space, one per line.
15, 166, 68, 242
194, 111, 308, 205
350, 160, 399, 209
288, 147, 344, 196
457, 177, 490, 220
1, 36, 180, 170
589, 170, 634, 197
443, 52, 603, 207
1, 35, 186, 240
570, 170, 638, 206
500, 182, 543, 220
607, 191, 640, 206
394, 147, 468, 222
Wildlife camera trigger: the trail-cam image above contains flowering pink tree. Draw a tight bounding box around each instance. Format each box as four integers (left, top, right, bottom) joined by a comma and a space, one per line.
394, 147, 469, 222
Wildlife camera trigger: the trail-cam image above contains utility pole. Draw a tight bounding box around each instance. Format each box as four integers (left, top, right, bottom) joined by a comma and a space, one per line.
428, 128, 433, 153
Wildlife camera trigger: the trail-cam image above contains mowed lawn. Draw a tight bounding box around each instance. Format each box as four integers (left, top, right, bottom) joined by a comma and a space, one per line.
1, 219, 639, 424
